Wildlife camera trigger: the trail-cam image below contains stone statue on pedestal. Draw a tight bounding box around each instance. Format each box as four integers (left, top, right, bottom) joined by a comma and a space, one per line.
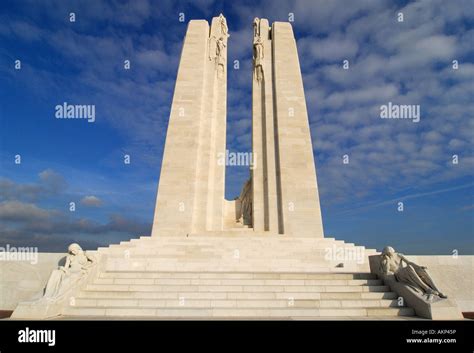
380, 246, 447, 301
43, 243, 95, 299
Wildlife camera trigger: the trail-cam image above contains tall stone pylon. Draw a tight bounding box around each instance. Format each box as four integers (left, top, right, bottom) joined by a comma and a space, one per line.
151, 15, 229, 236
152, 15, 324, 238
251, 19, 324, 237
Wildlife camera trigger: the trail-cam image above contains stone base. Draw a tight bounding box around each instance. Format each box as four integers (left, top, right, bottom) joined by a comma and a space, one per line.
11, 235, 417, 319
11, 299, 63, 319
9, 236, 468, 320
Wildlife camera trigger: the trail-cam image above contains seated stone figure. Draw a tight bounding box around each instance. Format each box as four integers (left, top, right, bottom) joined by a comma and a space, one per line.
380, 246, 447, 300
43, 243, 95, 300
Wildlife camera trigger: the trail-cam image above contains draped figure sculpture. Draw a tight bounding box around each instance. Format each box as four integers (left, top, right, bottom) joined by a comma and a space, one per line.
218, 13, 229, 39
380, 246, 447, 301
237, 179, 252, 226
252, 17, 264, 83
43, 243, 95, 300
253, 37, 264, 83
253, 17, 260, 39
209, 13, 229, 79
216, 37, 227, 78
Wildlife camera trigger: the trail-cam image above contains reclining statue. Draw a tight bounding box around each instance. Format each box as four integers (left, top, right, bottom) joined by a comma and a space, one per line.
42, 243, 95, 300
380, 246, 447, 301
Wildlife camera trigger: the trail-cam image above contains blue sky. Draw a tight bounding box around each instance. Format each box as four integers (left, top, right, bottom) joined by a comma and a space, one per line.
0, 0, 473, 254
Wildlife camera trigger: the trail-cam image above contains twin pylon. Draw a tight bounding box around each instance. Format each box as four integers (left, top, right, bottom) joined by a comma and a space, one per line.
152, 15, 324, 238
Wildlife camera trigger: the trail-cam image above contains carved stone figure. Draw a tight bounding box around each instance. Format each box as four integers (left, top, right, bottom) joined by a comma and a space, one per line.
218, 13, 230, 39
208, 35, 217, 61
253, 17, 260, 42
238, 179, 252, 226
43, 243, 95, 299
216, 37, 227, 78
380, 246, 447, 300
253, 37, 264, 82
209, 14, 229, 76
219, 14, 230, 40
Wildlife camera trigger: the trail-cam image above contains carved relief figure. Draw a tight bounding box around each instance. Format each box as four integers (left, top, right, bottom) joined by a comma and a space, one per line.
216, 37, 227, 78
208, 35, 217, 61
253, 36, 264, 83
209, 14, 229, 78
218, 13, 230, 39
380, 246, 447, 300
43, 243, 95, 299
253, 17, 260, 41
238, 179, 253, 226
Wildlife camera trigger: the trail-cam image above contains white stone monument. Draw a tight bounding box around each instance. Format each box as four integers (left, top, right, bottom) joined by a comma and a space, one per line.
152, 15, 323, 238
10, 15, 465, 320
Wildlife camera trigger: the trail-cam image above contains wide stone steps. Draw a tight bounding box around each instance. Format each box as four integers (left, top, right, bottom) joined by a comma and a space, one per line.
84, 283, 391, 293
62, 270, 415, 319
92, 278, 383, 286
103, 242, 363, 251
101, 247, 367, 256
97, 272, 378, 280
72, 298, 401, 308
62, 306, 415, 318
96, 236, 378, 273
104, 263, 366, 272
98, 236, 371, 253
76, 291, 398, 300
58, 234, 405, 319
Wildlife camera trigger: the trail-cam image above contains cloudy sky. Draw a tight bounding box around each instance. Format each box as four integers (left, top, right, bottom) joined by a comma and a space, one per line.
0, 0, 472, 254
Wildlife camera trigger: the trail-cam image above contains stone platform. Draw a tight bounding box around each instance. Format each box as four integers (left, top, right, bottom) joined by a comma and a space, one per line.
12, 235, 415, 319
98, 235, 376, 273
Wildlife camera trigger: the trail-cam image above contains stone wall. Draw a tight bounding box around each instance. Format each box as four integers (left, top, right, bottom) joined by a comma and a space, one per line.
0, 253, 64, 310
403, 255, 473, 313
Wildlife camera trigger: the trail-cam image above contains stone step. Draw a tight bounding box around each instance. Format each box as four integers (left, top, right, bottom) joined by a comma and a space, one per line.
62, 306, 414, 318
103, 259, 370, 266
102, 256, 368, 263
84, 283, 391, 293
104, 263, 370, 272
99, 236, 376, 250
103, 250, 366, 256
133, 237, 340, 242
113, 236, 341, 243
137, 235, 341, 241
77, 290, 397, 300
98, 271, 378, 280
116, 244, 354, 249
92, 278, 383, 286
102, 245, 365, 253
109, 244, 361, 251
72, 297, 403, 308
97, 237, 379, 260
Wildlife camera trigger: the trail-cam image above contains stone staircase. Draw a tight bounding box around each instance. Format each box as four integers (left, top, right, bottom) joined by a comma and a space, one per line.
63, 271, 414, 318
57, 235, 416, 319
95, 235, 378, 273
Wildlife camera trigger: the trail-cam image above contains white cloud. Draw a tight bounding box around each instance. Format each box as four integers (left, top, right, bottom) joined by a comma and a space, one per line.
298, 35, 359, 62
0, 200, 56, 221
80, 195, 103, 207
